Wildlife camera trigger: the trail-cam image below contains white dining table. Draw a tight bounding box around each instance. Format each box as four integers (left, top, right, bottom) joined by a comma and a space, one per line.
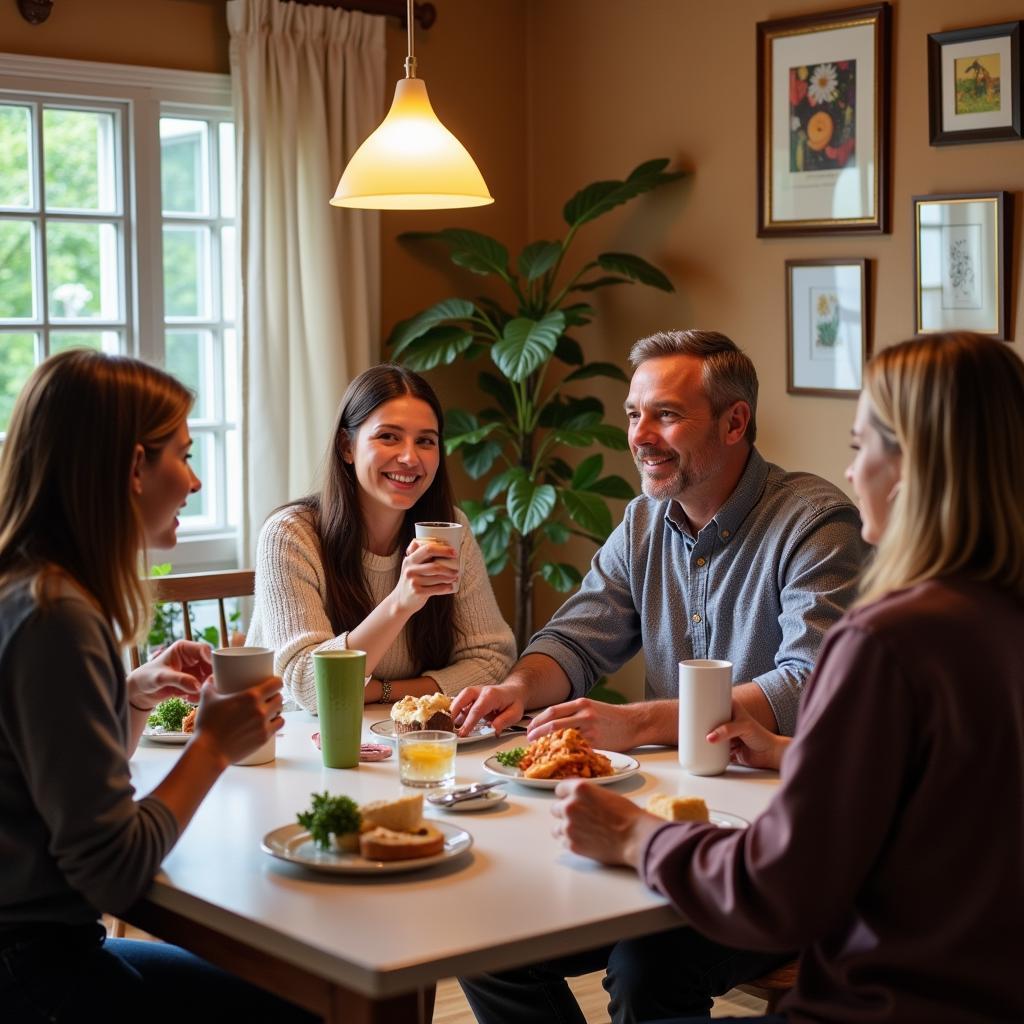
125, 707, 780, 1023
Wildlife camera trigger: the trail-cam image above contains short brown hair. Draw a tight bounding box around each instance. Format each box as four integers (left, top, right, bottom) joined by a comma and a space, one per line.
629, 329, 758, 443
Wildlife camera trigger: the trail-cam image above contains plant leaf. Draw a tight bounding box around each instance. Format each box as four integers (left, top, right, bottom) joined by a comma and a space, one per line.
445, 409, 479, 436
541, 520, 571, 544
563, 361, 630, 384
596, 252, 674, 292
554, 334, 584, 365
439, 228, 510, 278
560, 302, 595, 327
492, 312, 565, 382
590, 423, 630, 451
480, 513, 512, 557
562, 158, 683, 230
561, 489, 614, 538
460, 499, 498, 534
461, 439, 503, 479
485, 549, 510, 575
585, 474, 635, 500
484, 466, 522, 503
540, 395, 604, 428
551, 428, 595, 448
389, 298, 477, 357
571, 453, 603, 490
507, 478, 557, 535
518, 240, 562, 282
571, 275, 632, 292
545, 457, 574, 481
445, 421, 502, 454
539, 562, 583, 592
398, 325, 476, 371
478, 371, 517, 418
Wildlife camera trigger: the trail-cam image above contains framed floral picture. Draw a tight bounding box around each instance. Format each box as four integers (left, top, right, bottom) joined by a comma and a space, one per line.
912, 193, 1011, 339
786, 259, 869, 396
757, 4, 891, 236
928, 22, 1022, 145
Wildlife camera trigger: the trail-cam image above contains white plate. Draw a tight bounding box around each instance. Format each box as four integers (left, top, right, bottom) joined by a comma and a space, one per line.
370, 719, 496, 745
482, 749, 641, 789
142, 727, 189, 745
709, 810, 748, 829
427, 788, 508, 813
261, 821, 472, 875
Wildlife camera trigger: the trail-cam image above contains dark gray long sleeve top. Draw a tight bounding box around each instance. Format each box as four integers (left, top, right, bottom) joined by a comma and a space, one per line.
0, 579, 178, 925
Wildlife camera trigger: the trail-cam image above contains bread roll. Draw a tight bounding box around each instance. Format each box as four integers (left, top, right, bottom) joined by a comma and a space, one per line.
360, 824, 445, 861
646, 794, 710, 823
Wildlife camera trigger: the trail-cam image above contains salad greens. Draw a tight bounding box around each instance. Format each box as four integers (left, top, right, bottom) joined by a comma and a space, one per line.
147, 696, 192, 732
297, 792, 362, 851
495, 747, 526, 768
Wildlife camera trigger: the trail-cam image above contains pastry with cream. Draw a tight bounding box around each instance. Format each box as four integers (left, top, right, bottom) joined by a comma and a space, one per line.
390, 692, 454, 733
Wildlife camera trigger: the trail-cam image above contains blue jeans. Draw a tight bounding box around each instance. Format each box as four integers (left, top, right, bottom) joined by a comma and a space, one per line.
459, 926, 792, 1024
0, 922, 317, 1023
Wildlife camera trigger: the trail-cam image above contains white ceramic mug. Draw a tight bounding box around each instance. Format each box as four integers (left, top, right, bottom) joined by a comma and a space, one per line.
414, 520, 465, 592
677, 659, 732, 776
211, 646, 276, 766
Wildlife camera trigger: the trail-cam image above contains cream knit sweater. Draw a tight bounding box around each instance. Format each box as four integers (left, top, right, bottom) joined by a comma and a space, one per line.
247, 506, 516, 712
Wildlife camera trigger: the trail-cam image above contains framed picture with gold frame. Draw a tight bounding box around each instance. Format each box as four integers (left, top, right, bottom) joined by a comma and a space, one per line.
912, 192, 1011, 340
786, 259, 869, 396
928, 21, 1022, 146
757, 3, 891, 236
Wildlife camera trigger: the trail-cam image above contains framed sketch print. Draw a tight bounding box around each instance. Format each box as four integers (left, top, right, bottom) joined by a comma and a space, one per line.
912, 193, 1011, 339
757, 4, 891, 236
928, 22, 1022, 145
786, 259, 869, 396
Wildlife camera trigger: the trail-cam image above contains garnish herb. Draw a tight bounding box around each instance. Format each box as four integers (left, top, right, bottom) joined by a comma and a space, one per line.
297, 792, 362, 851
147, 696, 192, 732
496, 747, 526, 768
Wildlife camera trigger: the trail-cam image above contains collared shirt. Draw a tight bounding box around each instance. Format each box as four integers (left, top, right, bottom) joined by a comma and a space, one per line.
524, 448, 865, 735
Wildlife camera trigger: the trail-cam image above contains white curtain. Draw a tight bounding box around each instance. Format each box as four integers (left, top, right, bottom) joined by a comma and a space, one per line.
227, 0, 385, 563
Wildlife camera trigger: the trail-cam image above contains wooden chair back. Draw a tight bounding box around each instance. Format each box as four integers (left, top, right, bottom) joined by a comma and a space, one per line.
129, 569, 255, 670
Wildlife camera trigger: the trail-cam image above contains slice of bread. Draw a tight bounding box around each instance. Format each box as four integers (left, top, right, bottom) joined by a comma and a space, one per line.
646, 794, 710, 823
360, 793, 424, 833
360, 824, 444, 861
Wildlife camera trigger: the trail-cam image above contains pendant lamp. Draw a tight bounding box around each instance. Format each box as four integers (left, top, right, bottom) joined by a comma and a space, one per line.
330, 0, 493, 210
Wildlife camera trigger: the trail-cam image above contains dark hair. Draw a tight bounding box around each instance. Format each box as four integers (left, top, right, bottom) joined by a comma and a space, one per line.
295, 365, 456, 670
629, 329, 759, 444
0, 350, 193, 643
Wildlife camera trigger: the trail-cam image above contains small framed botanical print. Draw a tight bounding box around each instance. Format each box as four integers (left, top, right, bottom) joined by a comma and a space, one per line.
786, 259, 869, 396
928, 22, 1022, 145
912, 192, 1011, 339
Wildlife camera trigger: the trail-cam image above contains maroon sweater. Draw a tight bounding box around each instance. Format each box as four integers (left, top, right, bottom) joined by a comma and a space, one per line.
641, 578, 1024, 1022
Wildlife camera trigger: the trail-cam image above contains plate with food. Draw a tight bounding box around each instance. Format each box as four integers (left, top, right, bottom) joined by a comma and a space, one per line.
262, 792, 473, 875
142, 696, 196, 744
646, 794, 748, 830
482, 729, 641, 789
371, 692, 496, 744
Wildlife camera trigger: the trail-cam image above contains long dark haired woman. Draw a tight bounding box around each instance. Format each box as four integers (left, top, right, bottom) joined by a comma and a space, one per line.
548, 333, 1024, 1023
0, 351, 311, 1021
248, 364, 514, 712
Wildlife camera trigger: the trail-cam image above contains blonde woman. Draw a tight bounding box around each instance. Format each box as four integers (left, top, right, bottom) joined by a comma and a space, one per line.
0, 352, 311, 1021
547, 333, 1024, 1023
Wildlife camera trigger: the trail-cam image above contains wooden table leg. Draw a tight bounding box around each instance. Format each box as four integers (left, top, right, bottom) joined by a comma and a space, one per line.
332, 984, 435, 1023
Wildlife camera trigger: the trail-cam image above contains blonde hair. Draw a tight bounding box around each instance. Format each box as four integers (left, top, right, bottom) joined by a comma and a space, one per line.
858, 333, 1024, 606
628, 329, 759, 443
0, 350, 193, 644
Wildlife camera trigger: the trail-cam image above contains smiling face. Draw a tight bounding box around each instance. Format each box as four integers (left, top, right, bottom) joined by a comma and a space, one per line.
846, 392, 902, 545
344, 395, 441, 530
625, 355, 729, 504
133, 420, 201, 550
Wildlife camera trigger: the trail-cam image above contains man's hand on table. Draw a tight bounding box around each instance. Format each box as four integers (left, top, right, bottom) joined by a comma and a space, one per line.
707, 698, 789, 772
527, 698, 678, 752
452, 679, 527, 737
551, 780, 664, 870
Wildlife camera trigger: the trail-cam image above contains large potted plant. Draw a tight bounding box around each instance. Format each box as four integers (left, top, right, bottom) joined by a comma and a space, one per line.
388, 158, 684, 650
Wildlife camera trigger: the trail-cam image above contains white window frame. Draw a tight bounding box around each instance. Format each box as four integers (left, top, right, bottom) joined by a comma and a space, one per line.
0, 53, 239, 572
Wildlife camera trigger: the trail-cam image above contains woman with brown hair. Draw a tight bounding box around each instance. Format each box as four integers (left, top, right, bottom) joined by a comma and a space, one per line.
547, 332, 1024, 1023
248, 364, 514, 712
0, 351, 311, 1021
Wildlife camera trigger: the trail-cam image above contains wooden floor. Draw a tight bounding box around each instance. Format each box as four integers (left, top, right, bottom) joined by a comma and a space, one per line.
109, 919, 768, 1021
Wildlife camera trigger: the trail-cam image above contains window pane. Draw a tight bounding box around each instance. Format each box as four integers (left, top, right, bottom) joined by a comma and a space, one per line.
226, 426, 240, 527
50, 330, 120, 355
43, 108, 118, 213
0, 333, 37, 432
160, 118, 208, 215
166, 329, 213, 418
179, 431, 211, 520
0, 105, 33, 209
163, 225, 210, 318
221, 225, 236, 322
47, 221, 120, 320
0, 221, 36, 319
223, 327, 238, 424
218, 122, 235, 218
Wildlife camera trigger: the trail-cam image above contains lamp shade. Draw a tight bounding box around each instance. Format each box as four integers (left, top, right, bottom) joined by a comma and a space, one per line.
330, 78, 493, 210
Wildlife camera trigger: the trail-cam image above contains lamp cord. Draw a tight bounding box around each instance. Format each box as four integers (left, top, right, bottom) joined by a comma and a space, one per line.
404, 0, 417, 78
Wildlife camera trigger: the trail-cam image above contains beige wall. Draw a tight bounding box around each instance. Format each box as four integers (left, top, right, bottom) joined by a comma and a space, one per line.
3, 0, 1022, 693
